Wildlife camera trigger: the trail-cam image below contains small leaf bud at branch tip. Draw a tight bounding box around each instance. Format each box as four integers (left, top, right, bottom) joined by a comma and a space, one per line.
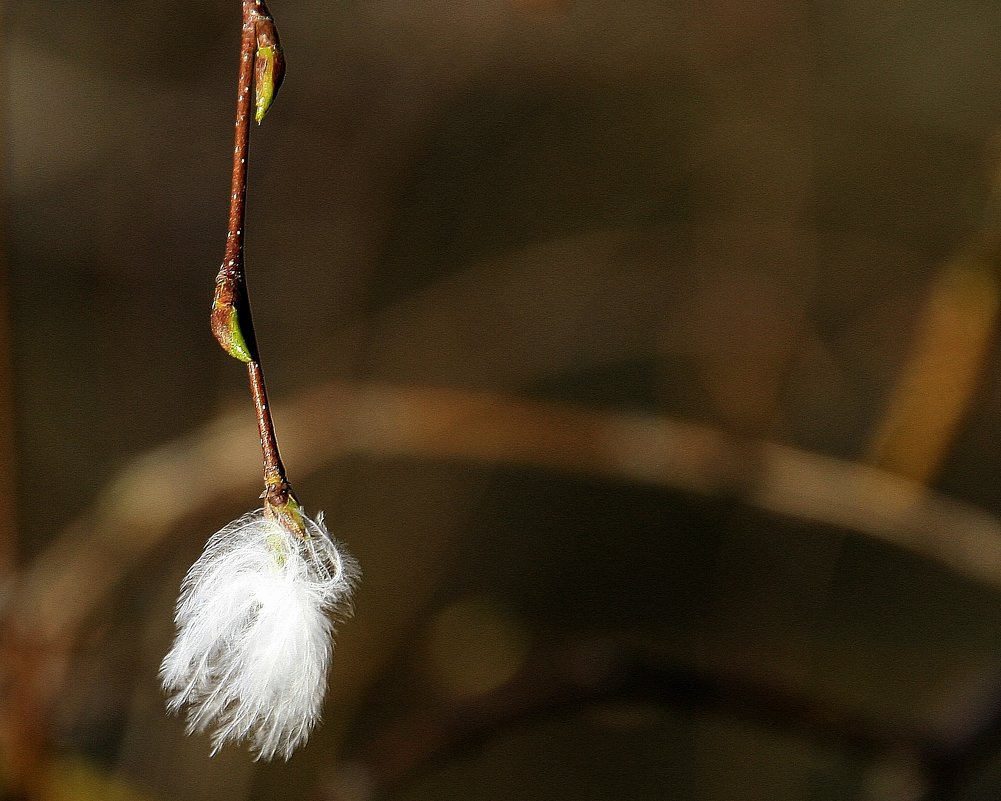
253, 17, 285, 124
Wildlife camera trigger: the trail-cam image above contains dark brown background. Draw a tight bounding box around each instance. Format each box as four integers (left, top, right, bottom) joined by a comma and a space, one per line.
6, 1, 1001, 800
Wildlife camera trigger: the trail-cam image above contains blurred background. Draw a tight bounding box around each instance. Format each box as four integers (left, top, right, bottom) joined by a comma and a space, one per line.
5, 0, 1001, 799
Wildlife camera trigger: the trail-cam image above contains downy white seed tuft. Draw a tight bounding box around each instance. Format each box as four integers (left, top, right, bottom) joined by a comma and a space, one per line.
160, 509, 358, 760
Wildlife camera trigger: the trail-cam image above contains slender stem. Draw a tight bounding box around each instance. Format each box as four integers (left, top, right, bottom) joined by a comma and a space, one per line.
218, 8, 254, 299
248, 361, 287, 493
215, 0, 299, 525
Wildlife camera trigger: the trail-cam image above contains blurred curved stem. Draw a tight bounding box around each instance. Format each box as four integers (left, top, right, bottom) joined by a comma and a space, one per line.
867, 141, 1001, 482
8, 381, 1001, 796
334, 640, 930, 801
14, 381, 1001, 645
0, 0, 32, 791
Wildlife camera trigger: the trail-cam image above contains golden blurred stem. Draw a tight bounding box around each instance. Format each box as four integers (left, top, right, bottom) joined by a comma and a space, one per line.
0, 0, 17, 578
0, 12, 33, 795
868, 261, 999, 483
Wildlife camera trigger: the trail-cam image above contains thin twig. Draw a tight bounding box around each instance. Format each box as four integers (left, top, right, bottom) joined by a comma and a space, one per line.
210, 0, 299, 530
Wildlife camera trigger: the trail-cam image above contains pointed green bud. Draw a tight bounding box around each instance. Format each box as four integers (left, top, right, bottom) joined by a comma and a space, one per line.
211, 275, 253, 362
253, 19, 285, 124
211, 302, 253, 362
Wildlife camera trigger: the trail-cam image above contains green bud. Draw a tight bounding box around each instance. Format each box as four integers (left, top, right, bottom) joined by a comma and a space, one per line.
211, 276, 253, 362
254, 33, 285, 124
211, 304, 253, 363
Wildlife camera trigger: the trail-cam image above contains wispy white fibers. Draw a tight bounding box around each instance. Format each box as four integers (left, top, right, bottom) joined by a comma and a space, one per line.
160, 509, 358, 760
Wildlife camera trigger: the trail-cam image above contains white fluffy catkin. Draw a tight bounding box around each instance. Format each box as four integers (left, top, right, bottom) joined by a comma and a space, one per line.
160, 509, 358, 761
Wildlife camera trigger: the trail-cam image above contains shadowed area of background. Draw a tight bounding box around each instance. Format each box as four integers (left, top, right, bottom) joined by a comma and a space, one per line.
6, 1, 1001, 800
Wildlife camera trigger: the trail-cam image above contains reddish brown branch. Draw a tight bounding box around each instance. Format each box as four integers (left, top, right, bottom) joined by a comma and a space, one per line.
210, 0, 297, 523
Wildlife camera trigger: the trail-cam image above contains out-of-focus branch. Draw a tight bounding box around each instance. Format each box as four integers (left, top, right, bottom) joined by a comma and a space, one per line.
326, 639, 931, 801
867, 257, 998, 483
0, 9, 29, 790
0, 0, 18, 578
10, 380, 1001, 648
868, 139, 1001, 483
5, 381, 1001, 798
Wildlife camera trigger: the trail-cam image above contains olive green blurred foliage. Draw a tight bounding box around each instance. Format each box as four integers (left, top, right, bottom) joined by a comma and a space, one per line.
8, 1, 1001, 800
